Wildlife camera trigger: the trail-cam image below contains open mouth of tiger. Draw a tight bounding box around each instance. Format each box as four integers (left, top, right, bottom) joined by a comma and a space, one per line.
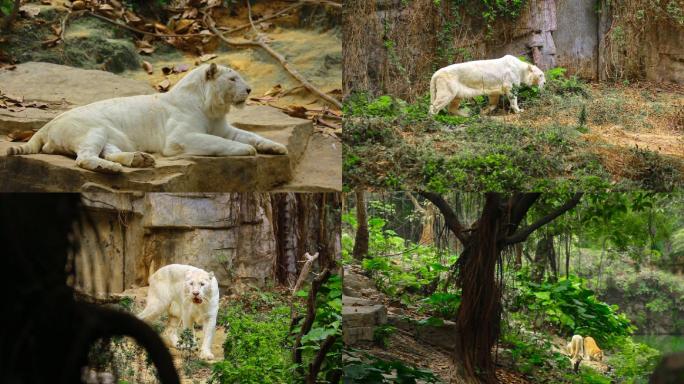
192, 297, 203, 304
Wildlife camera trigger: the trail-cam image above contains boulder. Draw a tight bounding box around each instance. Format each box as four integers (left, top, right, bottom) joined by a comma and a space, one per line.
0, 63, 316, 191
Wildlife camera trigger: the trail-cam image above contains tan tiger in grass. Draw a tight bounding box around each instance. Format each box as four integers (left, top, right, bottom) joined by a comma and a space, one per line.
566, 334, 584, 372
583, 336, 604, 362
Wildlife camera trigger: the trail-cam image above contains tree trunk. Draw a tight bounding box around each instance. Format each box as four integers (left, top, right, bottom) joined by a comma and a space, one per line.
532, 234, 555, 283
352, 189, 369, 260
453, 195, 503, 383
421, 192, 582, 384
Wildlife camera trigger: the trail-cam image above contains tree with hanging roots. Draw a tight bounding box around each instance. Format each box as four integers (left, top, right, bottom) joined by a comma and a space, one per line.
419, 192, 583, 384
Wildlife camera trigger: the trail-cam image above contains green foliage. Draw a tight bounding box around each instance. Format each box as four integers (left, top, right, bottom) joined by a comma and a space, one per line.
344, 354, 440, 383
210, 299, 294, 383
373, 325, 397, 348
609, 337, 661, 384
296, 274, 343, 382
0, 0, 14, 16
356, 216, 456, 302
501, 332, 559, 375
419, 292, 461, 319
514, 272, 635, 346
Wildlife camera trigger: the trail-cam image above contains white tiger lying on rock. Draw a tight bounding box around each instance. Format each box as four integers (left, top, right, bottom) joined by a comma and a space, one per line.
429, 55, 546, 116
137, 264, 219, 360
6, 63, 287, 174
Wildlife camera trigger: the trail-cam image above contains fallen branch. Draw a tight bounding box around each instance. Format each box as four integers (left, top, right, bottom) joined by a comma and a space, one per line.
86, 10, 207, 38
293, 268, 331, 368
206, 5, 342, 109
292, 252, 319, 295
306, 334, 339, 384
223, 2, 303, 35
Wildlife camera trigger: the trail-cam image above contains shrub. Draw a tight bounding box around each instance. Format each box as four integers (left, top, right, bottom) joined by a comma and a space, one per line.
513, 273, 635, 346
210, 303, 294, 383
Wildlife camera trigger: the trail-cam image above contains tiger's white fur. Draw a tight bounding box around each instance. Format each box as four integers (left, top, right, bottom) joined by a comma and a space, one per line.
6, 63, 287, 173
137, 264, 219, 360
429, 55, 546, 116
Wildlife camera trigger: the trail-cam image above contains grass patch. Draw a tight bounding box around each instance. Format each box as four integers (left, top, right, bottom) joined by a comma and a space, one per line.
343, 69, 683, 191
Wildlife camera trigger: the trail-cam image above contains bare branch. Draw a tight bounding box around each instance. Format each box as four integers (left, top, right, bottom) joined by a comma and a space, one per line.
419, 192, 469, 244
504, 193, 583, 245
206, 10, 342, 109
292, 252, 319, 295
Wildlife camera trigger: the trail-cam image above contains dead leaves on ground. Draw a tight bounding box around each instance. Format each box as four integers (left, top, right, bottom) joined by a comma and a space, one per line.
7, 130, 37, 142
248, 84, 341, 131
0, 93, 49, 113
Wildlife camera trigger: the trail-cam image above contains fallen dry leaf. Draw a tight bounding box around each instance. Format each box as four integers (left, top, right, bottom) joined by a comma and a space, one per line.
136, 40, 155, 54
250, 96, 278, 103
142, 61, 153, 75
25, 102, 48, 109
2, 94, 24, 104
41, 36, 62, 48
98, 4, 114, 11
199, 53, 218, 62
174, 19, 194, 33
8, 106, 26, 113
125, 11, 142, 23
285, 105, 308, 119
264, 84, 283, 97
8, 130, 36, 142
156, 79, 171, 92
70, 1, 85, 10
41, 0, 51, 5
182, 8, 198, 19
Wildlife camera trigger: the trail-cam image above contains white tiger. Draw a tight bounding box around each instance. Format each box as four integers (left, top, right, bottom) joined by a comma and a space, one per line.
429, 55, 546, 116
6, 63, 287, 173
137, 264, 219, 360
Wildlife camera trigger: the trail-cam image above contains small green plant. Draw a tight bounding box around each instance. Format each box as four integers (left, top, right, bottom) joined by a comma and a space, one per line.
177, 328, 199, 376
577, 105, 588, 133
373, 325, 397, 348
343, 354, 440, 383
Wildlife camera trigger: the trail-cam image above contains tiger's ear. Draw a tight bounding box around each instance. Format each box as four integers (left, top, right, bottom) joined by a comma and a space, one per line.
206, 63, 218, 80
208, 271, 215, 280
528, 64, 534, 72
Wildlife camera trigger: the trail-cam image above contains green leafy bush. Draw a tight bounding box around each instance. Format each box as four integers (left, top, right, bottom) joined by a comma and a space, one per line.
295, 274, 343, 382
343, 354, 440, 383
609, 336, 661, 384
513, 273, 635, 346
210, 303, 294, 383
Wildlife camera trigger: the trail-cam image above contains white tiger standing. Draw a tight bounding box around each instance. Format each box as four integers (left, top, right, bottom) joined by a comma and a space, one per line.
6, 63, 288, 173
429, 55, 546, 116
137, 264, 219, 360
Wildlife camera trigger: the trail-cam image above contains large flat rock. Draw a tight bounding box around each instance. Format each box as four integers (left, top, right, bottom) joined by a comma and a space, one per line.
0, 62, 330, 191
0, 62, 155, 134
0, 109, 311, 191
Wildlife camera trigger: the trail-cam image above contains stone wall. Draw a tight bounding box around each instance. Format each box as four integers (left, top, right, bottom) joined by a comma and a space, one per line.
76, 193, 275, 296
344, 0, 683, 98
75, 193, 340, 297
